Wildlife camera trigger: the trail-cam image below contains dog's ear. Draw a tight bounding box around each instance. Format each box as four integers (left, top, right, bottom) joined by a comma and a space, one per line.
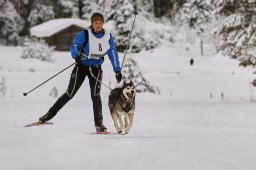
122, 81, 126, 87
129, 80, 134, 86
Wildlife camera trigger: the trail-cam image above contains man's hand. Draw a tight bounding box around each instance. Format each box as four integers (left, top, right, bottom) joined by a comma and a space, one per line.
115, 72, 122, 83
75, 57, 82, 65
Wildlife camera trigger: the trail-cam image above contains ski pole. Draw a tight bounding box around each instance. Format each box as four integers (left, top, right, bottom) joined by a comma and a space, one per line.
121, 14, 137, 71
23, 62, 76, 96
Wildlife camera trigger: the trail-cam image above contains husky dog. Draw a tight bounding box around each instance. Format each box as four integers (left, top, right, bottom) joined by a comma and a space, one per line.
108, 81, 136, 134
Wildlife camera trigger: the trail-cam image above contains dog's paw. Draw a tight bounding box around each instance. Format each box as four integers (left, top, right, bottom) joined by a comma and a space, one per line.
121, 129, 126, 135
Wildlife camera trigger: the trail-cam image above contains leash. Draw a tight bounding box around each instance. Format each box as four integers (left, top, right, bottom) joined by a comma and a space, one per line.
89, 67, 113, 91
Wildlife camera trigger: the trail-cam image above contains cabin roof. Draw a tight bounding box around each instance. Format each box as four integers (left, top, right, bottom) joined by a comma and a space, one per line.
30, 18, 90, 38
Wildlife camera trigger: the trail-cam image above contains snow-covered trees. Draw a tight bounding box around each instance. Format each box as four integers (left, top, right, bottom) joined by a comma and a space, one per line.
106, 0, 144, 53
0, 0, 22, 45
54, 0, 78, 18
28, 3, 55, 27
216, 0, 256, 67
81, 0, 102, 20
0, 77, 6, 98
138, 0, 154, 14
175, 0, 213, 33
21, 38, 54, 61
122, 58, 157, 93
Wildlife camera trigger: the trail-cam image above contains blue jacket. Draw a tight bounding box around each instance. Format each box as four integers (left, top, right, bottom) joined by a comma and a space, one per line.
70, 29, 121, 73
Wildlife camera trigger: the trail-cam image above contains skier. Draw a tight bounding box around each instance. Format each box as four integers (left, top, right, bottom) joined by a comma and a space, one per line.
190, 58, 194, 66
38, 12, 122, 132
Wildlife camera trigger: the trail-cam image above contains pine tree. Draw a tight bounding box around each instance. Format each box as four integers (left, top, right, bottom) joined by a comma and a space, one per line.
81, 0, 102, 20
54, 0, 79, 18
139, 0, 154, 14
28, 2, 55, 27
0, 0, 22, 46
106, 0, 143, 53
18, 0, 33, 35
122, 58, 157, 94
216, 0, 256, 67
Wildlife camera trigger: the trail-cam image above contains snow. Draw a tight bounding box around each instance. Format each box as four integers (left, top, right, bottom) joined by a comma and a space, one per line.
30, 18, 90, 38
1, 40, 256, 170
137, 16, 173, 40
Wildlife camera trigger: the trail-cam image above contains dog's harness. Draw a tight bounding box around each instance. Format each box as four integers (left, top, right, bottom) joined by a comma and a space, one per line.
113, 92, 135, 113
119, 100, 135, 113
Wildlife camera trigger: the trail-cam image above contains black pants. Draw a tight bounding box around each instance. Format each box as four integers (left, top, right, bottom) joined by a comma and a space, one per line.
41, 64, 103, 126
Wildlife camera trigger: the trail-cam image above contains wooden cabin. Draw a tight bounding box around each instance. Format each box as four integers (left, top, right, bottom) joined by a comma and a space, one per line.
30, 18, 90, 51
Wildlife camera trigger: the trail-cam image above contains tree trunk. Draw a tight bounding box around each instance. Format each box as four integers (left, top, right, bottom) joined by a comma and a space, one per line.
153, 0, 161, 17
201, 39, 204, 56
6, 35, 9, 46
14, 37, 18, 46
79, 0, 83, 19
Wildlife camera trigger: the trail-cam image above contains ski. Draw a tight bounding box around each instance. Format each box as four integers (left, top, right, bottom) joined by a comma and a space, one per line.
89, 132, 126, 135
23, 121, 53, 127
88, 132, 117, 135
96, 131, 113, 135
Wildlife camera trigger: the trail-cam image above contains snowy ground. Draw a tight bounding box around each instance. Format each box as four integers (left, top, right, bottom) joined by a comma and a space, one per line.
1, 43, 256, 170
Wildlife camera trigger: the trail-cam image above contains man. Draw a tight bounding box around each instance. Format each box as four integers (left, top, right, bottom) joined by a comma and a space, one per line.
39, 12, 122, 132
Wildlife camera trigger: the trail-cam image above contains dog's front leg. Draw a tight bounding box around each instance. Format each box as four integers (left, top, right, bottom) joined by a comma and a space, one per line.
111, 111, 121, 133
124, 114, 129, 128
125, 113, 134, 134
117, 114, 125, 134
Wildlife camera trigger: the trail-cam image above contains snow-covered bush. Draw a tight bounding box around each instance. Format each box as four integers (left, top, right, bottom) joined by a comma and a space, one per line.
0, 77, 6, 97
49, 86, 58, 98
122, 58, 157, 94
145, 37, 160, 51
216, 0, 256, 67
21, 38, 55, 62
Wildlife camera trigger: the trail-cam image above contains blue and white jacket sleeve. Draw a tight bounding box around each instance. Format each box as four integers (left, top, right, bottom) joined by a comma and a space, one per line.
70, 31, 85, 59
107, 33, 121, 73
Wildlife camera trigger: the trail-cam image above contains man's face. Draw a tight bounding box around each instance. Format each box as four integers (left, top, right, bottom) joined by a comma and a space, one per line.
92, 20, 104, 33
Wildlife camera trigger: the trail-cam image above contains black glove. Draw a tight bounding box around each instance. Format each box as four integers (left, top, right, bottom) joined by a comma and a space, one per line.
75, 57, 82, 65
115, 72, 122, 83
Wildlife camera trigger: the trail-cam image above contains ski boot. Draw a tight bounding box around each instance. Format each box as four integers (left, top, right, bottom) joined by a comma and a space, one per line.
95, 123, 107, 132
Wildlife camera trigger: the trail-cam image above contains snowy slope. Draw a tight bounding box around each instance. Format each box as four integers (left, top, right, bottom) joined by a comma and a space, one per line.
1, 42, 256, 170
